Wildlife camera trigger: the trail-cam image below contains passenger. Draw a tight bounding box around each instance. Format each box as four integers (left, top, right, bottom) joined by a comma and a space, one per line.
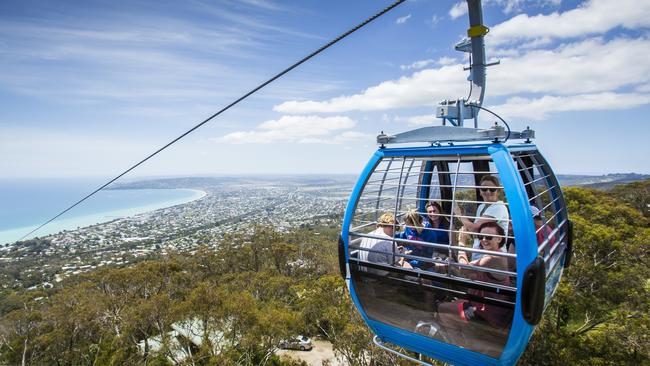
396, 209, 429, 269
531, 205, 555, 257
434, 222, 512, 353
359, 212, 412, 269
454, 175, 510, 261
505, 206, 556, 271
423, 201, 450, 254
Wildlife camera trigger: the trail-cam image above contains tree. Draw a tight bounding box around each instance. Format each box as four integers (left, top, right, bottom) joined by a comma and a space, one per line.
520, 186, 650, 365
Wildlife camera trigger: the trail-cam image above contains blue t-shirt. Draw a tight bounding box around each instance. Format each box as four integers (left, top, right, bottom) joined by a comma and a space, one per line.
396, 226, 427, 268
397, 217, 450, 268
422, 219, 450, 248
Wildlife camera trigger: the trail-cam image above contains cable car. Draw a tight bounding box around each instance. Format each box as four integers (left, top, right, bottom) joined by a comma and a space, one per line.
339, 136, 573, 365
338, 1, 573, 365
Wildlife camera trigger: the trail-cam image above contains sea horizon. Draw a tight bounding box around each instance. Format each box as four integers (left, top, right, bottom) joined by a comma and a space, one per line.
0, 178, 206, 246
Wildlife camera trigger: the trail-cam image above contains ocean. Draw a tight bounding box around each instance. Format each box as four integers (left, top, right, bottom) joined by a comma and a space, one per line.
0, 178, 205, 245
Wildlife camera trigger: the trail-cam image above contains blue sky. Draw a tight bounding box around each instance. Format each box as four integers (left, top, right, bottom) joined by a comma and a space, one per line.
1, 0, 649, 179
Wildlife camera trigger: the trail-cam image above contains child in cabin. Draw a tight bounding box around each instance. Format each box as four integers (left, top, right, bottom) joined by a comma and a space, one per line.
396, 209, 432, 269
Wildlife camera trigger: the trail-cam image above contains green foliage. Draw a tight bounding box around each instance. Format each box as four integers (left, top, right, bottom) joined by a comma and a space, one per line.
520, 184, 650, 365
2, 180, 649, 366
609, 179, 650, 219
0, 226, 344, 365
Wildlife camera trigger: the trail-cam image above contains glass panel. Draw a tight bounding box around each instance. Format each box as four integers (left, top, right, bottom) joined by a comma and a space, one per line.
511, 150, 569, 307
349, 154, 515, 358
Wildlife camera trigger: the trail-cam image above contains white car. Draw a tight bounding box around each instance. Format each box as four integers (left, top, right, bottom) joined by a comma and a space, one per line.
279, 335, 313, 351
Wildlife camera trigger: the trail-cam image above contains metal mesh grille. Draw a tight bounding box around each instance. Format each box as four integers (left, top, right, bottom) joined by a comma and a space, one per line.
347, 152, 521, 358
511, 151, 569, 278
349, 154, 516, 289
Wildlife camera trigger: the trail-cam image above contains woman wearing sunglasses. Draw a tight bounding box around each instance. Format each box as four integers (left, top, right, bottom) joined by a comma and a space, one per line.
433, 221, 512, 357
454, 175, 510, 261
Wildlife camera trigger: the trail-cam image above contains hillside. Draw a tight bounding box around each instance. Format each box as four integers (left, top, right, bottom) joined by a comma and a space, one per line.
1, 180, 648, 365
556, 173, 650, 189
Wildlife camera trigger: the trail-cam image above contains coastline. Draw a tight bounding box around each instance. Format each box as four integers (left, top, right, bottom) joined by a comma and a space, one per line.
0, 188, 207, 246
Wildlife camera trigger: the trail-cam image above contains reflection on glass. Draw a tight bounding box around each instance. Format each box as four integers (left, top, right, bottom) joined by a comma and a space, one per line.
349, 155, 516, 359
352, 264, 514, 358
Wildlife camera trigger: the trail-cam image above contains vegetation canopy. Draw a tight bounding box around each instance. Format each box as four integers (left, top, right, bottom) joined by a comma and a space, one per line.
1, 181, 649, 365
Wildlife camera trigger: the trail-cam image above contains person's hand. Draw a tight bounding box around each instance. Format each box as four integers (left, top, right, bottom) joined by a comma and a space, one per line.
453, 203, 463, 217
464, 306, 476, 320
433, 262, 448, 273
458, 227, 470, 246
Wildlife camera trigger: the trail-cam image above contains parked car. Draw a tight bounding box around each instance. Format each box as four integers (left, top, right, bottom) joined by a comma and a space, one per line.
279, 335, 313, 351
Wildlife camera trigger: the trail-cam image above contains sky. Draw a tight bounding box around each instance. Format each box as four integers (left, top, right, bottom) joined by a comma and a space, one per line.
1, 0, 649, 179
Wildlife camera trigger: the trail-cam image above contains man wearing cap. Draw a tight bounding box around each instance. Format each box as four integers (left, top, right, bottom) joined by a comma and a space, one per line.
359, 212, 412, 269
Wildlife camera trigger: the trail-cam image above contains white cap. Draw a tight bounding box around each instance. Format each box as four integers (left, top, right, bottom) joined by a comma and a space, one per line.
530, 205, 541, 218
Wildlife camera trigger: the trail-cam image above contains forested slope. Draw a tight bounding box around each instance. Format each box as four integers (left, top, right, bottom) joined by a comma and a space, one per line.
1, 181, 649, 365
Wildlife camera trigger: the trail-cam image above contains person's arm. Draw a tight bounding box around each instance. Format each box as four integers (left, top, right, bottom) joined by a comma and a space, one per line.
454, 204, 495, 232
476, 255, 508, 281
451, 229, 471, 276
390, 242, 413, 269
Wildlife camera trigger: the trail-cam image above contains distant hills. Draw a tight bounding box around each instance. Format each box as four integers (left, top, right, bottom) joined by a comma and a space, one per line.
108, 173, 650, 191
107, 175, 358, 190
556, 173, 650, 189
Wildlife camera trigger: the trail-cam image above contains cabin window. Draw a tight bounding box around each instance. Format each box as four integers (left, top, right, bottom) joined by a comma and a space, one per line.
348, 154, 515, 358
511, 150, 569, 306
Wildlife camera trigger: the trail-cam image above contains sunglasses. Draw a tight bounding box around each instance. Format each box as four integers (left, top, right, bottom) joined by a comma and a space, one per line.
477, 235, 497, 241
479, 187, 498, 193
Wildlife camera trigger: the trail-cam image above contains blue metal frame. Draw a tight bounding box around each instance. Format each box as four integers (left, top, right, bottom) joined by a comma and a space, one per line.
341, 143, 566, 366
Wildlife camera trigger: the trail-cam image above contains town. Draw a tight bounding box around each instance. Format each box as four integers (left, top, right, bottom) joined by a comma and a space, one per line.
0, 176, 354, 290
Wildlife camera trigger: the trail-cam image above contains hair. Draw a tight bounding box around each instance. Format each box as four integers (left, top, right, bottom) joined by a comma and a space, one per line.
479, 175, 500, 187
478, 221, 505, 247
425, 201, 449, 226
404, 209, 424, 234
377, 212, 397, 227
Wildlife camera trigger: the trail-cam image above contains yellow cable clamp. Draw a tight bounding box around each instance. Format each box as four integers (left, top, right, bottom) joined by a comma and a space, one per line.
467, 24, 489, 37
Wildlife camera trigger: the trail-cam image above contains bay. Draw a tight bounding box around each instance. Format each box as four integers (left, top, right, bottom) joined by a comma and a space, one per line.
0, 178, 205, 245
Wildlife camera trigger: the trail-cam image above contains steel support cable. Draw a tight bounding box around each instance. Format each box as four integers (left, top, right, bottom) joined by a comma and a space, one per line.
468, 104, 512, 141
19, 0, 406, 241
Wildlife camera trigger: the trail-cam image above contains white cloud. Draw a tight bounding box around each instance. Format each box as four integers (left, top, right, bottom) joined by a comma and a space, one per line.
273, 37, 650, 115
492, 92, 650, 119
449, 2, 468, 19
489, 37, 650, 96
437, 56, 457, 65
400, 59, 436, 70
273, 64, 468, 114
299, 131, 373, 144
636, 83, 650, 93
490, 0, 650, 45
396, 14, 412, 25
486, 0, 525, 14
217, 115, 358, 144
237, 0, 291, 11
396, 114, 439, 126
499, 0, 524, 14
0, 4, 327, 106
